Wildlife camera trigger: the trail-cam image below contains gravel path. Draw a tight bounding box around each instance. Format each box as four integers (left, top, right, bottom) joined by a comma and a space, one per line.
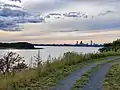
82, 63, 111, 90
52, 56, 120, 90
82, 58, 120, 90
52, 64, 97, 90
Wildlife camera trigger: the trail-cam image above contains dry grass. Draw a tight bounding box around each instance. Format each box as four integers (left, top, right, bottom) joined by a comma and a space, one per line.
0, 51, 120, 90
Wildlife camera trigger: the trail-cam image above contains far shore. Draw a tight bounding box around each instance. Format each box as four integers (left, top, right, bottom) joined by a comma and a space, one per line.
0, 48, 44, 50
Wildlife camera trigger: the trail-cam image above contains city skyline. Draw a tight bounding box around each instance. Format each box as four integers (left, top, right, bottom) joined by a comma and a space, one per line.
0, 0, 120, 44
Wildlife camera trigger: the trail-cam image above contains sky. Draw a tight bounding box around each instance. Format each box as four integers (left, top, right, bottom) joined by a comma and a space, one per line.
0, 0, 120, 44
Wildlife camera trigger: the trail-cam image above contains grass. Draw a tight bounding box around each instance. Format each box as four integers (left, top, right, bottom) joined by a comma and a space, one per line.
0, 51, 120, 90
72, 56, 120, 90
103, 64, 120, 90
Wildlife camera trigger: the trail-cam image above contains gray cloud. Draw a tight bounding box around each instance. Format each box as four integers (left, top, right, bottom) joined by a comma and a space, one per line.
22, 0, 120, 13
0, 0, 120, 43
23, 0, 70, 13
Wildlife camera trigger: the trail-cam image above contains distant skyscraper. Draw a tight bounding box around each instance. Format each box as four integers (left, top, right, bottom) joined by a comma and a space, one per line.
76, 41, 79, 45
80, 41, 83, 45
91, 40, 93, 45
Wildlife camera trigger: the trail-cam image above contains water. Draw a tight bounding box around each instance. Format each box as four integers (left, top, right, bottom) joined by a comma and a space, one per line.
0, 46, 101, 64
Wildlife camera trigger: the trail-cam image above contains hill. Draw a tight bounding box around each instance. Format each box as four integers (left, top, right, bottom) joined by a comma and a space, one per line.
0, 42, 35, 49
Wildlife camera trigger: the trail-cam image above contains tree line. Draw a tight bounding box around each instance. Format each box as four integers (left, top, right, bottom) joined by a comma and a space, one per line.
99, 39, 120, 52
0, 42, 34, 49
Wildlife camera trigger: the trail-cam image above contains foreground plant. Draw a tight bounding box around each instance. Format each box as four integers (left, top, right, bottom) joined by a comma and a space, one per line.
103, 64, 120, 90
0, 51, 120, 90
0, 52, 28, 74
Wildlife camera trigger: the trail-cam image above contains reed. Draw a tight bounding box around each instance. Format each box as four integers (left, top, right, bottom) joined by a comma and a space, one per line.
0, 51, 119, 90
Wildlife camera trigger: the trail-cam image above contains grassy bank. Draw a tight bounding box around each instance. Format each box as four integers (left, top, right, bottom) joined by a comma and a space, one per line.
0, 51, 120, 90
103, 64, 120, 90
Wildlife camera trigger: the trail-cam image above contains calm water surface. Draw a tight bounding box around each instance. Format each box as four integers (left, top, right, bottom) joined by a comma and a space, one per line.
0, 46, 101, 64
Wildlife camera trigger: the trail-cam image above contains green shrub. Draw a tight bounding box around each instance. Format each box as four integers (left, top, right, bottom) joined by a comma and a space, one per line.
0, 51, 120, 90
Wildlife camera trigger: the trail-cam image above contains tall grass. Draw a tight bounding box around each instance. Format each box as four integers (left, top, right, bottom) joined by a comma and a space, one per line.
103, 64, 120, 90
0, 51, 120, 90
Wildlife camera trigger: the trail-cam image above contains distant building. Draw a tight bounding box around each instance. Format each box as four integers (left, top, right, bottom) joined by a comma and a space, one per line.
76, 41, 79, 45
91, 40, 93, 45
80, 41, 83, 45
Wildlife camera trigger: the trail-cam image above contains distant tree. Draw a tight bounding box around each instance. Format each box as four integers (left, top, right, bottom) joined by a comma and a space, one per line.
99, 39, 120, 52
0, 52, 28, 74
0, 42, 34, 49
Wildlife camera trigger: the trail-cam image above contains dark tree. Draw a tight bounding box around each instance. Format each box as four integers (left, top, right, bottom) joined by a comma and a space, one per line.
0, 52, 28, 74
99, 39, 120, 52
0, 42, 34, 49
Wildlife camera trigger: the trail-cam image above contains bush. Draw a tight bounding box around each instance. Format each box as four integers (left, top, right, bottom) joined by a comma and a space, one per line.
0, 52, 28, 74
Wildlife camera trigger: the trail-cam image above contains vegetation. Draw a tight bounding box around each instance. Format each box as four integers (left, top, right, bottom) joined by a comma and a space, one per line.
99, 39, 120, 52
0, 52, 28, 74
103, 64, 120, 90
0, 42, 35, 49
0, 51, 119, 90
72, 57, 120, 90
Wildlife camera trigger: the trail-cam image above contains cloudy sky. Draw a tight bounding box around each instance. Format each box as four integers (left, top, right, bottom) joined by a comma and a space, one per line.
0, 0, 120, 44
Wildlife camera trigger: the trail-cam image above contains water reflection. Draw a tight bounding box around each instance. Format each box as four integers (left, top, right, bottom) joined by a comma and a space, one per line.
0, 46, 100, 65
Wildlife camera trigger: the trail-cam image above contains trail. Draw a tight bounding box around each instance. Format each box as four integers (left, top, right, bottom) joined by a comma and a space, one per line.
52, 63, 97, 90
82, 63, 111, 90
52, 56, 120, 90
82, 58, 120, 90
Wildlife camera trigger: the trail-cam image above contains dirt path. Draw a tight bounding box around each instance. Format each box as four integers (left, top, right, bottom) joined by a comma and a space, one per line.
82, 58, 120, 90
52, 64, 97, 90
82, 63, 111, 90
51, 56, 120, 90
